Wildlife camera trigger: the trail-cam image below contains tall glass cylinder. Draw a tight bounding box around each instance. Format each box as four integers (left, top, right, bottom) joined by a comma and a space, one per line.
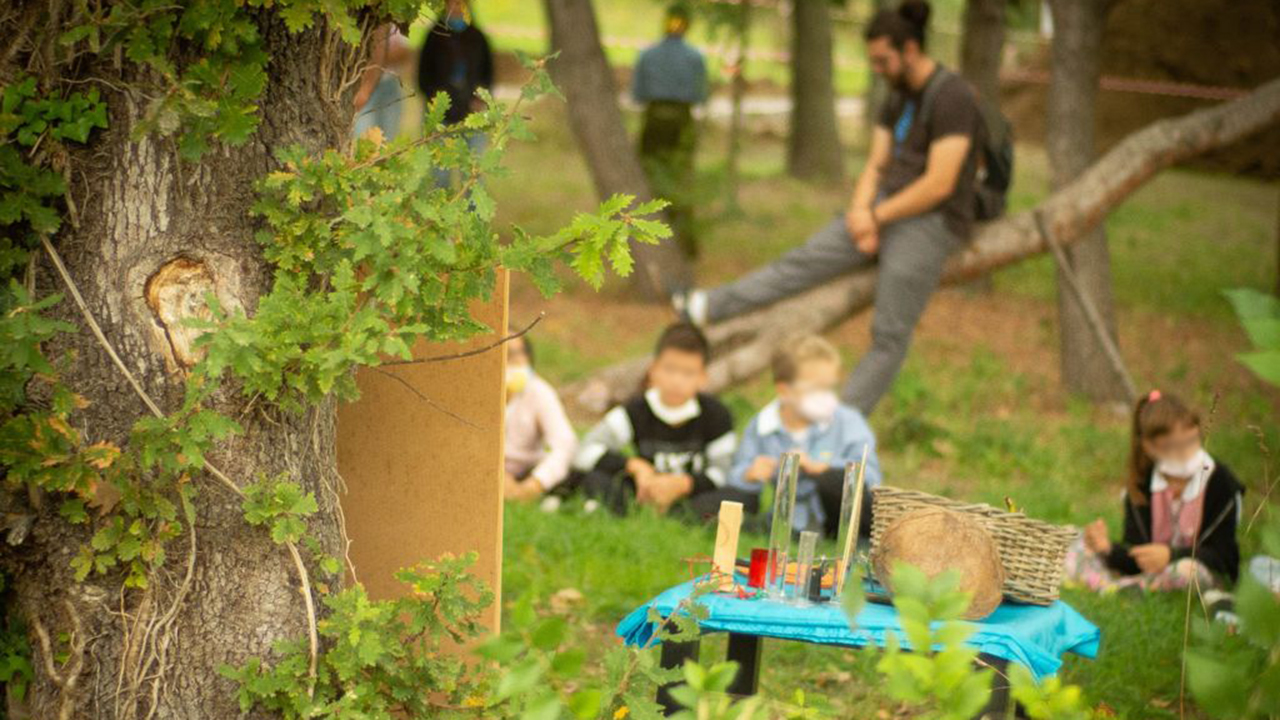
793, 530, 819, 604
834, 460, 866, 598
767, 452, 801, 600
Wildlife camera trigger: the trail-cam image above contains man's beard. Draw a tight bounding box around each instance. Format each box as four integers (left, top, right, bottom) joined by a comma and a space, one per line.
887, 69, 911, 93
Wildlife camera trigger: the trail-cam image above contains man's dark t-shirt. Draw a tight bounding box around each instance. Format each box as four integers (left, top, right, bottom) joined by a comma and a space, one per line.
876, 67, 983, 239
417, 24, 494, 126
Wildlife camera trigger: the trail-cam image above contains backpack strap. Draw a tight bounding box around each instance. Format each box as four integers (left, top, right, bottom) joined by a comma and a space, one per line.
916, 64, 953, 142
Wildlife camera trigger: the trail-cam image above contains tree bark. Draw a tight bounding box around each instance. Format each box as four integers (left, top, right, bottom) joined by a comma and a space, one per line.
566, 76, 1280, 415
1046, 0, 1124, 401
7, 14, 352, 720
787, 0, 846, 182
860, 0, 894, 147
959, 0, 1006, 114
724, 0, 752, 215
542, 0, 691, 299
957, 0, 1007, 293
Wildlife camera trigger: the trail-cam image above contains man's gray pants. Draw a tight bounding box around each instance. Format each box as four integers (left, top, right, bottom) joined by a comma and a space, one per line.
704, 212, 964, 414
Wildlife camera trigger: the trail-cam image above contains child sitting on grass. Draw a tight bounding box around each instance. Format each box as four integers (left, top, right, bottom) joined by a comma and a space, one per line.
725, 335, 881, 537
571, 323, 737, 517
503, 335, 577, 502
1065, 390, 1244, 592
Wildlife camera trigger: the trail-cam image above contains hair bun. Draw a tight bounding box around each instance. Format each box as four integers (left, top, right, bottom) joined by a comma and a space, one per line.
898, 0, 931, 29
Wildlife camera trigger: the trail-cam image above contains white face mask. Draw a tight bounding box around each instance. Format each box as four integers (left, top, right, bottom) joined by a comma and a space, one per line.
1156, 448, 1209, 480
505, 365, 531, 395
795, 390, 839, 425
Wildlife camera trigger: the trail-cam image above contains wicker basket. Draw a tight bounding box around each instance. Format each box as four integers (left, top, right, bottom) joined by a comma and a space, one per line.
870, 486, 1077, 606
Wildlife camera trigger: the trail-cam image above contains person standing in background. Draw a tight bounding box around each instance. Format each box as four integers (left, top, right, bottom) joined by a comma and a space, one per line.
353, 24, 412, 140
632, 5, 708, 259
417, 0, 494, 187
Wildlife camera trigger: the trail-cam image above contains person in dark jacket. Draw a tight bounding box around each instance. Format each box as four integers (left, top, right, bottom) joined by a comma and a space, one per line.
417, 0, 493, 186
1065, 390, 1244, 592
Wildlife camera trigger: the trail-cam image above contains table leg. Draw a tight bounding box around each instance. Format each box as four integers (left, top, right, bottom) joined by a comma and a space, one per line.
725, 633, 763, 697
976, 653, 1028, 719
656, 638, 701, 715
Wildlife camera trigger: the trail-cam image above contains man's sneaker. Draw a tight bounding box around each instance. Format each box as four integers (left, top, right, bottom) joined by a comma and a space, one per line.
671, 288, 709, 327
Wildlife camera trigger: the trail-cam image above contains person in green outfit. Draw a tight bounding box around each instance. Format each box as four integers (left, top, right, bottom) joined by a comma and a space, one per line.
632, 5, 708, 259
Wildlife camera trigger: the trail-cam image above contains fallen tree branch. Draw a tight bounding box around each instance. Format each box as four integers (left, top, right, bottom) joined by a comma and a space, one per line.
566, 76, 1280, 415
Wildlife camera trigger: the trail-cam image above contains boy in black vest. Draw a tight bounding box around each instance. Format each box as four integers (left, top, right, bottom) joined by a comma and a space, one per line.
572, 323, 737, 517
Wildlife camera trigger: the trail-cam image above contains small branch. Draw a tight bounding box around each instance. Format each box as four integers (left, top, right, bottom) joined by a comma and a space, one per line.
366, 366, 480, 429
33, 600, 86, 720
285, 540, 319, 695
40, 234, 165, 419
1033, 210, 1138, 403
382, 313, 543, 366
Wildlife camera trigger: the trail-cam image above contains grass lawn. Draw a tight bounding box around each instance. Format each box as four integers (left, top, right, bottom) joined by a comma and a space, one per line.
488, 93, 1279, 718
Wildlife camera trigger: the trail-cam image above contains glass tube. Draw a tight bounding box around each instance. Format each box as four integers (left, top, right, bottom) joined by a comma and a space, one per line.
766, 452, 801, 600
833, 461, 865, 599
793, 531, 819, 604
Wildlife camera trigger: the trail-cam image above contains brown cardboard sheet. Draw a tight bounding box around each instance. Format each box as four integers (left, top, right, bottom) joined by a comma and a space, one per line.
337, 272, 508, 633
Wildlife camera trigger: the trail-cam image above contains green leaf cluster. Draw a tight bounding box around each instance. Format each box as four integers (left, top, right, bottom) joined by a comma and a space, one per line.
194, 65, 666, 410
242, 476, 319, 544
223, 552, 498, 719
0, 77, 108, 275
872, 564, 993, 720
1186, 517, 1280, 719
1225, 288, 1280, 387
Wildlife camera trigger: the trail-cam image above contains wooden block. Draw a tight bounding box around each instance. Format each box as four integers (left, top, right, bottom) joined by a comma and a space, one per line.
713, 501, 744, 590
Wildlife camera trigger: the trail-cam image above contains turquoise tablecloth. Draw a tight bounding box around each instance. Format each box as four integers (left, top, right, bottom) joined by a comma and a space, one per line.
616, 575, 1100, 680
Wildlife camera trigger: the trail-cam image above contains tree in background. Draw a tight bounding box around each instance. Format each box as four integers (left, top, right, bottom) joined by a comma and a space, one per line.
959, 0, 1007, 113
544, 0, 693, 299
787, 0, 847, 182
1046, 0, 1128, 402
958, 0, 1009, 292
860, 0, 894, 145
723, 0, 753, 214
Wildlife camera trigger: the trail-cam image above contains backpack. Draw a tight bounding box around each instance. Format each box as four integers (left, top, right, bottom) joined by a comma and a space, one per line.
912, 66, 1014, 222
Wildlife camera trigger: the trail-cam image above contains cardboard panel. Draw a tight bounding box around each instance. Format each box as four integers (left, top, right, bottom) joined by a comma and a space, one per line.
337, 272, 508, 633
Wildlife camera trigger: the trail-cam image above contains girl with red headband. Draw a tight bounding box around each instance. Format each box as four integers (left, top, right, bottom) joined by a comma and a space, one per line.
1064, 391, 1244, 593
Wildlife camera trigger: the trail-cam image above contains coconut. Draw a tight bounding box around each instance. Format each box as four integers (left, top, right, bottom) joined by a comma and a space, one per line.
871, 507, 1006, 620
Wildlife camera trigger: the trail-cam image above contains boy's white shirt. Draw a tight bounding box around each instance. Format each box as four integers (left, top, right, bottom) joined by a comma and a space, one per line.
754, 399, 831, 444
644, 387, 701, 427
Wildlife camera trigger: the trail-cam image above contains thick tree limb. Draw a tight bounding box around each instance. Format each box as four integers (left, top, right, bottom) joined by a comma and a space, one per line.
566, 76, 1280, 416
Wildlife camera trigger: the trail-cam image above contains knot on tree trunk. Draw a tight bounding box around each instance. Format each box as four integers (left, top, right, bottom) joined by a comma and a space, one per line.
144, 257, 218, 372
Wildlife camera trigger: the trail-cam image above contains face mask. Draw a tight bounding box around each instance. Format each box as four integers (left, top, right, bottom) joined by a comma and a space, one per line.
446, 16, 468, 32
795, 390, 838, 425
1156, 448, 1208, 479
506, 366, 530, 396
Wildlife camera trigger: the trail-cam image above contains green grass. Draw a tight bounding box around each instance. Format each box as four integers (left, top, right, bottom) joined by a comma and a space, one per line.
482, 65, 1279, 717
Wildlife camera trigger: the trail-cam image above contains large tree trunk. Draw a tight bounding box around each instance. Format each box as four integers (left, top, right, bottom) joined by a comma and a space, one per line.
542, 0, 691, 299
8, 16, 350, 720
1046, 0, 1125, 401
957, 0, 1006, 293
567, 76, 1280, 415
787, 0, 846, 182
724, 0, 752, 215
960, 0, 1006, 112
860, 0, 894, 146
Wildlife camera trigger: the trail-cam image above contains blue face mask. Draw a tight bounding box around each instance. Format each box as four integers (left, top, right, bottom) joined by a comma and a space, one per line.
446, 16, 468, 32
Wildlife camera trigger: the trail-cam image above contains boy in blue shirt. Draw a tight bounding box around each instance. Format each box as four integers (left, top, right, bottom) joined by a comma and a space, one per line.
727, 335, 882, 537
